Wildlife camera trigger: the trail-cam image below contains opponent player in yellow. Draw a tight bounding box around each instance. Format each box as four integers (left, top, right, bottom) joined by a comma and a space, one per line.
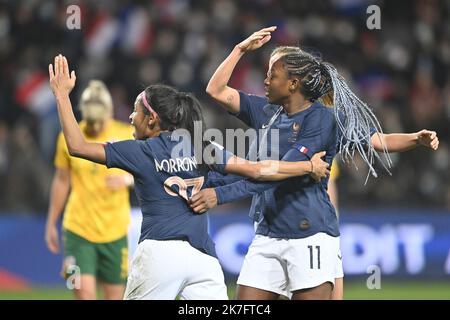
45, 80, 134, 300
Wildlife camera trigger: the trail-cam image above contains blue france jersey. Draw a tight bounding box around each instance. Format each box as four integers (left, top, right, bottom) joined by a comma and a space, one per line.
105, 132, 230, 257
214, 91, 340, 239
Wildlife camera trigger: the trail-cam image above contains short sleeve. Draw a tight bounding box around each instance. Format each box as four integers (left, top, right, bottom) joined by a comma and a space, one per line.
104, 140, 146, 174
232, 91, 269, 128
292, 109, 336, 161
54, 132, 70, 169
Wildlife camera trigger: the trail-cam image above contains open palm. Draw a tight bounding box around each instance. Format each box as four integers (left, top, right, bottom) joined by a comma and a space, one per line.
49, 54, 76, 96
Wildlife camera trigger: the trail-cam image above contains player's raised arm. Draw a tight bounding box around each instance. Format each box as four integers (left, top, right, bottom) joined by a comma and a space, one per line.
49, 55, 106, 164
371, 130, 439, 152
206, 26, 276, 113
224, 151, 330, 182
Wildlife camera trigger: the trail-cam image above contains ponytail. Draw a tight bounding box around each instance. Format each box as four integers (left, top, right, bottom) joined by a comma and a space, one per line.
175, 92, 211, 172
141, 85, 210, 172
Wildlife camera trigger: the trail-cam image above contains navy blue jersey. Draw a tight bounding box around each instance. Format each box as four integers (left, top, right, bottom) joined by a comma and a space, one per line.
214, 92, 340, 239
105, 132, 231, 257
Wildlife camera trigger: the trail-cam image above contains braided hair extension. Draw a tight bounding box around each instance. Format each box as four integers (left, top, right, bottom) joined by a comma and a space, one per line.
281, 52, 392, 181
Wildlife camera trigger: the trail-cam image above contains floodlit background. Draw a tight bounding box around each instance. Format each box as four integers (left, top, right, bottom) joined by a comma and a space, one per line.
0, 0, 449, 299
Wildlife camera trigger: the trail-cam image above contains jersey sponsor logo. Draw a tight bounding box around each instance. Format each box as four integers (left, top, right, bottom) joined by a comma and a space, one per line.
154, 156, 198, 173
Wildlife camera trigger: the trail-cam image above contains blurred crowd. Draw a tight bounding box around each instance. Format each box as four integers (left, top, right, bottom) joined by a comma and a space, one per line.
0, 0, 449, 213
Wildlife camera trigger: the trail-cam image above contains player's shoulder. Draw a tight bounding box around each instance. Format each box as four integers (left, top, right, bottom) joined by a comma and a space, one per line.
307, 102, 335, 121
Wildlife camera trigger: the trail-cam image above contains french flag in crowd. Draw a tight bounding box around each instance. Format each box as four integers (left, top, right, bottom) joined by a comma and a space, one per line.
14, 71, 55, 118
84, 11, 119, 58
294, 143, 309, 155
115, 6, 153, 57
84, 6, 152, 59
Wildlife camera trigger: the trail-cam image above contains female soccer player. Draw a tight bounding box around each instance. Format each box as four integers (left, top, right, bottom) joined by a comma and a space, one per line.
191, 27, 439, 300
48, 54, 331, 300
45, 80, 134, 300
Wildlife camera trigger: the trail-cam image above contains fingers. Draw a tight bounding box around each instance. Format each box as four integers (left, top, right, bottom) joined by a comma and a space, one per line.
312, 151, 326, 159
46, 237, 59, 254
192, 205, 207, 214
189, 193, 201, 204
54, 55, 59, 76
63, 56, 69, 76
420, 129, 436, 140
431, 137, 439, 150
58, 54, 63, 76
71, 70, 76, 81
189, 198, 202, 209
49, 242, 59, 254
48, 64, 54, 79
259, 26, 277, 32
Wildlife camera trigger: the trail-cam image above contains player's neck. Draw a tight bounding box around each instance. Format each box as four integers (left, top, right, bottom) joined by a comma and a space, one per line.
283, 97, 312, 115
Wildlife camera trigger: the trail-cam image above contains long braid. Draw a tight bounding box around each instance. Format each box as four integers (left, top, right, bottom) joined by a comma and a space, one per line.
281, 52, 392, 180
322, 63, 392, 181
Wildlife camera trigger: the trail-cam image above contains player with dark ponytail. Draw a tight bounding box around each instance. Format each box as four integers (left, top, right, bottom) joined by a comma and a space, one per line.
48, 54, 331, 300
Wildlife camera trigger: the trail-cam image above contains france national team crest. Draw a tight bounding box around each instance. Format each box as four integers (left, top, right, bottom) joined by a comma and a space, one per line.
288, 122, 300, 143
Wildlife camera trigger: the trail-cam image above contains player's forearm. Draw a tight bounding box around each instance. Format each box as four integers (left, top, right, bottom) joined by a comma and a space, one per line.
46, 176, 70, 226
206, 46, 244, 97
253, 160, 312, 181
55, 93, 87, 157
215, 178, 280, 205
225, 157, 311, 181
372, 133, 419, 152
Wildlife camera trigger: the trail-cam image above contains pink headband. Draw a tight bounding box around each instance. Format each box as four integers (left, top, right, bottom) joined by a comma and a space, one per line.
139, 91, 157, 116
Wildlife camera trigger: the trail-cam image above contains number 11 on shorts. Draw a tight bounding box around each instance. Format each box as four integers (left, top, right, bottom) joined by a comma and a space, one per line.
308, 245, 321, 269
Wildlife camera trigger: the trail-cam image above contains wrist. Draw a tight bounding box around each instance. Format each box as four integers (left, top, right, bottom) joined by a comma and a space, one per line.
308, 160, 314, 174
46, 220, 57, 228
234, 45, 246, 55
55, 92, 69, 101
414, 132, 421, 145
213, 188, 223, 205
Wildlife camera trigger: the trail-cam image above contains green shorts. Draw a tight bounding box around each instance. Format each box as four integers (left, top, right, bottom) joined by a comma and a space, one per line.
63, 230, 128, 284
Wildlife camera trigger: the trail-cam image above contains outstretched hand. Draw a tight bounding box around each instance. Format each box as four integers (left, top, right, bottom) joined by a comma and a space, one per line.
237, 26, 277, 53
49, 54, 76, 97
417, 130, 439, 150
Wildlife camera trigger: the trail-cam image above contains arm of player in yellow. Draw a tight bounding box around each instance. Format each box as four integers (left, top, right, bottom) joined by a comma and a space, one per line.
45, 167, 70, 254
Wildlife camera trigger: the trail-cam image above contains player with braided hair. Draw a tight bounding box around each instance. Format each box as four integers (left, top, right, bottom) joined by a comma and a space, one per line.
48, 54, 331, 300
191, 27, 439, 300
